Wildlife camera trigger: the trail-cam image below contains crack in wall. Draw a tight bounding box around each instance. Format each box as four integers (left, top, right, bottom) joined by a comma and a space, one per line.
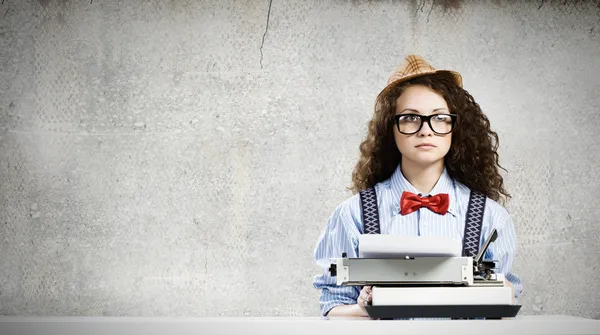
427, 0, 435, 23
260, 0, 273, 69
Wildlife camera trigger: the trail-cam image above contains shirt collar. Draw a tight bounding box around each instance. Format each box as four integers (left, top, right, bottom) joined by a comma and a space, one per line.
390, 163, 457, 217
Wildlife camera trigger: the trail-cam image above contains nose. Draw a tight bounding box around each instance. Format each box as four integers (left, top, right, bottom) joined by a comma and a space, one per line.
417, 119, 434, 136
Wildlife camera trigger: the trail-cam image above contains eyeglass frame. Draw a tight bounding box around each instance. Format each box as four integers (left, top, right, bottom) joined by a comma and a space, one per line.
393, 113, 457, 135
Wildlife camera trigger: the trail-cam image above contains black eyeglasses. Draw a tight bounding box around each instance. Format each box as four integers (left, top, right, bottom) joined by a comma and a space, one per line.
393, 113, 457, 135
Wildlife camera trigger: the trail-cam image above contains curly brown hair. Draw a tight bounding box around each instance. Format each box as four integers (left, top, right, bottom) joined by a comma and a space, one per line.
349, 73, 511, 205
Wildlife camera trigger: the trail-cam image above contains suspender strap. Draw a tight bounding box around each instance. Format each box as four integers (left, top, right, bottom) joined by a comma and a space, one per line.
359, 187, 487, 258
461, 190, 487, 257
359, 187, 381, 234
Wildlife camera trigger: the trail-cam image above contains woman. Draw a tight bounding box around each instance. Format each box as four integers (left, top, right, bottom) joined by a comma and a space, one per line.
312, 55, 523, 317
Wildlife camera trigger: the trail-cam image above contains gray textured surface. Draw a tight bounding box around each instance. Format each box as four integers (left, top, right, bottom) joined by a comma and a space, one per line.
1, 316, 600, 335
1, 0, 599, 318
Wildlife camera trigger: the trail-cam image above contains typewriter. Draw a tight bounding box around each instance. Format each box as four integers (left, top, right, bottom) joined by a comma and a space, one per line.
328, 229, 521, 319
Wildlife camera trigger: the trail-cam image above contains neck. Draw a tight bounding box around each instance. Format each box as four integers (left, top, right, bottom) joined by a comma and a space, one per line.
400, 159, 444, 194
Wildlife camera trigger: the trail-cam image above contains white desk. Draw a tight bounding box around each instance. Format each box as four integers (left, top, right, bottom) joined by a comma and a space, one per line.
0, 315, 598, 335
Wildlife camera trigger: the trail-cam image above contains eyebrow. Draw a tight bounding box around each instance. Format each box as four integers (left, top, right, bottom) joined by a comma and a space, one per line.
398, 108, 449, 114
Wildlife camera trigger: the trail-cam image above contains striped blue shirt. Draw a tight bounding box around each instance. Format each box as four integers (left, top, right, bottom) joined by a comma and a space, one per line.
312, 163, 524, 317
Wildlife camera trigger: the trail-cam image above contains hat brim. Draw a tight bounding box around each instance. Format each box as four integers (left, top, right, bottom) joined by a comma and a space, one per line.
375, 70, 463, 104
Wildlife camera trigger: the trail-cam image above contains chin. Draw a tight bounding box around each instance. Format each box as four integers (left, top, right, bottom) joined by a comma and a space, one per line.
405, 154, 445, 167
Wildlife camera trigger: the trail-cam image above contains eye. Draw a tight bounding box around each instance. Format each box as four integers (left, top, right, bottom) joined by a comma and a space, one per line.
398, 115, 419, 122
432, 114, 451, 122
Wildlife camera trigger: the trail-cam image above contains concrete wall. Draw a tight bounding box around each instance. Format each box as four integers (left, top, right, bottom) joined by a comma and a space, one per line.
1, 0, 599, 318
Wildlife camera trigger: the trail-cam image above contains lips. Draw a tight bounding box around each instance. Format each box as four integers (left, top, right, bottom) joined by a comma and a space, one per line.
415, 143, 436, 148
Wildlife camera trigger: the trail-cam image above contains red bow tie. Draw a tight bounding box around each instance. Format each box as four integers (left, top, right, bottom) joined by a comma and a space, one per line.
400, 191, 450, 215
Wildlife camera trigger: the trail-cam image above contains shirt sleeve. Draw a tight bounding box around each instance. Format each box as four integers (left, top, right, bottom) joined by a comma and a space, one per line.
312, 198, 362, 316
483, 203, 524, 303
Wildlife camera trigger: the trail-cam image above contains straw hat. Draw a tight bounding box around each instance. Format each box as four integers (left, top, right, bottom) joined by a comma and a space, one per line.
376, 55, 463, 103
